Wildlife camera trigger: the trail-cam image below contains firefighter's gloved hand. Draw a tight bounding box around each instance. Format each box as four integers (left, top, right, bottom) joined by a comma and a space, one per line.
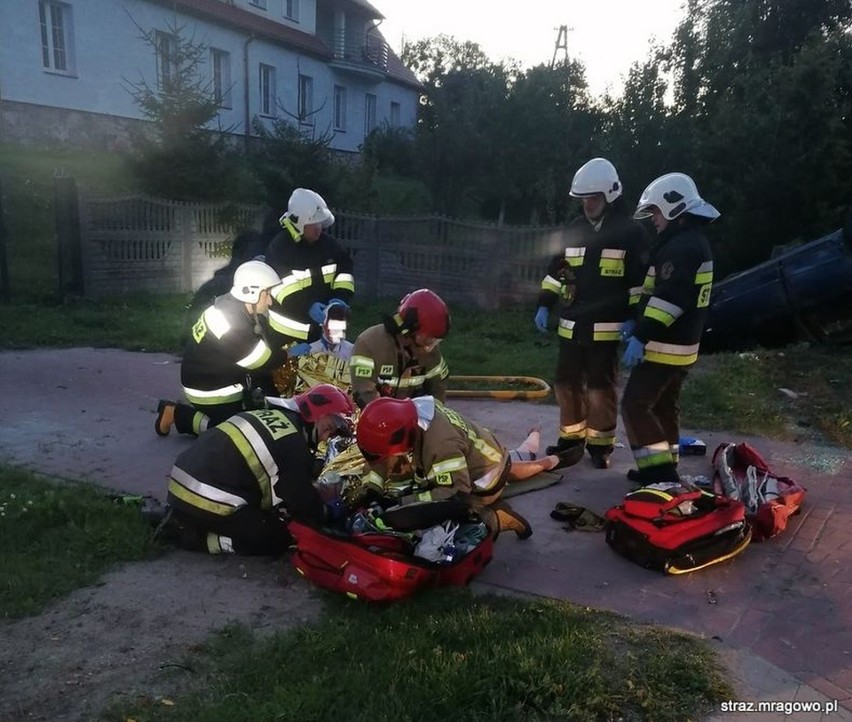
534, 306, 549, 334
622, 337, 645, 368
620, 320, 637, 341
288, 342, 311, 357
309, 302, 327, 324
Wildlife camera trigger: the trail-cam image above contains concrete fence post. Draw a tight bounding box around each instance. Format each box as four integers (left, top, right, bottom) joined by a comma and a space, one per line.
54, 174, 84, 298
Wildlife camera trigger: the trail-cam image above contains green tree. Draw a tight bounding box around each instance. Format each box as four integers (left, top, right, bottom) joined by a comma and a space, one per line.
124, 19, 247, 201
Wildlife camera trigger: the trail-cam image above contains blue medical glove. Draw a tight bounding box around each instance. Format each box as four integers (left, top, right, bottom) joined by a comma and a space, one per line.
288, 342, 312, 357
326, 298, 350, 312
309, 301, 327, 324
534, 306, 549, 334
620, 320, 637, 341
622, 337, 645, 368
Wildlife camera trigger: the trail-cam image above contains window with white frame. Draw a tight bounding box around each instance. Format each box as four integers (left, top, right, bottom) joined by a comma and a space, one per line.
155, 31, 178, 90
211, 48, 232, 108
249, 0, 268, 9
390, 101, 401, 127
365, 93, 377, 134
259, 63, 276, 116
284, 0, 300, 22
298, 74, 314, 123
333, 85, 347, 131
38, 1, 75, 74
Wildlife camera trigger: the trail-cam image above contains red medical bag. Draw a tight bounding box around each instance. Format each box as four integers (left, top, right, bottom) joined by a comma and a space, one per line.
287, 520, 494, 602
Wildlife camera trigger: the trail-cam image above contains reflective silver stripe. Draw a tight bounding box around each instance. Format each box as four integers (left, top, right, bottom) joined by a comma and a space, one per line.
332, 272, 355, 291
229, 415, 282, 506
601, 248, 626, 259
321, 263, 337, 282
593, 322, 621, 332
204, 307, 231, 338
541, 274, 561, 293
424, 360, 448, 380
647, 296, 683, 317
350, 355, 375, 372
645, 340, 700, 356
171, 466, 248, 508
272, 269, 312, 302
633, 441, 671, 460
560, 420, 587, 435
564, 247, 585, 265
268, 308, 311, 339
472, 464, 503, 490
183, 383, 244, 405
237, 339, 272, 369
431, 457, 467, 475
557, 318, 575, 339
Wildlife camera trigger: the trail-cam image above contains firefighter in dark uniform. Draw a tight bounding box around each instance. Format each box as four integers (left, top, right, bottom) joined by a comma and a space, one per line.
535, 158, 648, 469
621, 172, 718, 485
161, 384, 355, 555
265, 188, 355, 344
349, 289, 450, 410
355, 396, 535, 539
155, 260, 289, 437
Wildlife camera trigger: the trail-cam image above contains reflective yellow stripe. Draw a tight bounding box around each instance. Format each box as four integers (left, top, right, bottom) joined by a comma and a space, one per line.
183, 384, 244, 405
237, 339, 272, 370
218, 422, 273, 509
541, 275, 561, 294
557, 318, 575, 339
645, 340, 700, 366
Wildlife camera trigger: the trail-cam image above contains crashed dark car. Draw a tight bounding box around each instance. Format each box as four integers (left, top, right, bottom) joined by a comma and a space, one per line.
702, 220, 852, 352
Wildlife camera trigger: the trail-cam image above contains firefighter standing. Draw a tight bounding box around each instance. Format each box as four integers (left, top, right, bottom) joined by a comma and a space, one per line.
349, 289, 450, 409
265, 188, 355, 343
161, 385, 355, 555
355, 396, 536, 539
155, 260, 289, 437
621, 173, 718, 485
535, 158, 648, 469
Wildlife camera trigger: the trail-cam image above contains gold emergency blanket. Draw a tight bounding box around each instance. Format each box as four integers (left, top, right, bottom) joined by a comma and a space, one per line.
272, 353, 352, 397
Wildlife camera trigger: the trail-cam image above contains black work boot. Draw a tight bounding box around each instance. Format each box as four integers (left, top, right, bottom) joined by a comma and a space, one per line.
546, 438, 581, 456
553, 445, 585, 470
588, 448, 611, 469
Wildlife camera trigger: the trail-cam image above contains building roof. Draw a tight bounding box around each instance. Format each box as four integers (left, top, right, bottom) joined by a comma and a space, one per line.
149, 0, 419, 87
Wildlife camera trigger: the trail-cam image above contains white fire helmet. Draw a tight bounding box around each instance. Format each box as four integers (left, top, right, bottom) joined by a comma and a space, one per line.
280, 188, 335, 233
634, 173, 720, 222
230, 260, 281, 303
570, 158, 622, 203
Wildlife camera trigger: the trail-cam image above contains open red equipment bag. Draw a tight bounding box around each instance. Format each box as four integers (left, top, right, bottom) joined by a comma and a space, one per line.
712, 442, 806, 541
604, 483, 752, 575
288, 520, 494, 602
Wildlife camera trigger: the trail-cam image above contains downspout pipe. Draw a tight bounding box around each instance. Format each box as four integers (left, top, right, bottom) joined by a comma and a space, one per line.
243, 34, 255, 152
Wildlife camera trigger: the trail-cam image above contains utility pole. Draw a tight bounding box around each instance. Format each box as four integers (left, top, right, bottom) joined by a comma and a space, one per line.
551, 25, 572, 68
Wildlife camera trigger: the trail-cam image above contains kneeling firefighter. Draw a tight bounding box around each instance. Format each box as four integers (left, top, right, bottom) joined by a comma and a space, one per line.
355, 396, 534, 539
161, 384, 355, 556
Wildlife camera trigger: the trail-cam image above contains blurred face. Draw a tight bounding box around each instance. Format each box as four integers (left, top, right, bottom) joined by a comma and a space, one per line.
255, 289, 272, 314
301, 222, 323, 242
315, 413, 352, 444
580, 193, 607, 222
413, 330, 442, 353
650, 207, 669, 234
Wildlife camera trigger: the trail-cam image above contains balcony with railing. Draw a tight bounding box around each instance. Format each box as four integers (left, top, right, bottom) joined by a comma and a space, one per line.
323, 27, 389, 81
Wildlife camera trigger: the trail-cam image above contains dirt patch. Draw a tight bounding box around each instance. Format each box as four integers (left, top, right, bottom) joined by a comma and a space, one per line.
0, 551, 321, 722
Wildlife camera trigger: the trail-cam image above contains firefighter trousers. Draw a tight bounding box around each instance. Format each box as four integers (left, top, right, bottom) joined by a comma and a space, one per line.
553, 340, 619, 455
166, 504, 293, 556
621, 361, 688, 484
